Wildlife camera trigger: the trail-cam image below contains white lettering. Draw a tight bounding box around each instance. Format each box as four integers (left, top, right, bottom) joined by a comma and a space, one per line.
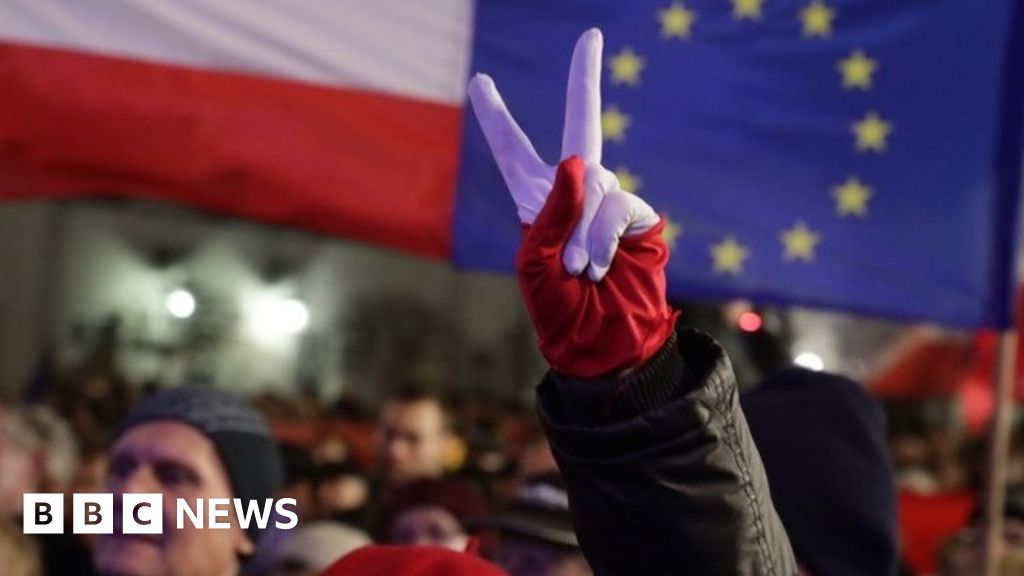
207, 498, 231, 529
274, 498, 298, 530
232, 499, 273, 530
176, 498, 204, 529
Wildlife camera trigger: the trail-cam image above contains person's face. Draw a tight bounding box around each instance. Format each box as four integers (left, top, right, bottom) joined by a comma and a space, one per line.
0, 422, 36, 520
496, 537, 592, 576
95, 422, 252, 576
0, 445, 34, 519
388, 505, 468, 551
940, 519, 1024, 576
377, 400, 449, 485
316, 474, 369, 516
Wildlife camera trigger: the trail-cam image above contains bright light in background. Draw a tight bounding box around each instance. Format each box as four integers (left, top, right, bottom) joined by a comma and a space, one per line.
253, 297, 309, 335
794, 352, 824, 372
737, 311, 763, 333
166, 289, 196, 319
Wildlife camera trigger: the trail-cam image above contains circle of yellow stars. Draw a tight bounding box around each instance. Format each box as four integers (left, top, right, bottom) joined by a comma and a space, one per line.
601, 1, 896, 276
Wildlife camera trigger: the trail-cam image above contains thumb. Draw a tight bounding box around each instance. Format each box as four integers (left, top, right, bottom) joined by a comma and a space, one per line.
523, 156, 585, 252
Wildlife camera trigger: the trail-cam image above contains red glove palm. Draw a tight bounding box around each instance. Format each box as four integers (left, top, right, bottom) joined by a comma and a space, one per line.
519, 157, 677, 378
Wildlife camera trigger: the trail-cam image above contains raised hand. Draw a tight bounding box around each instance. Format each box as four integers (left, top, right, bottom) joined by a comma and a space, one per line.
469, 29, 675, 378
468, 29, 659, 282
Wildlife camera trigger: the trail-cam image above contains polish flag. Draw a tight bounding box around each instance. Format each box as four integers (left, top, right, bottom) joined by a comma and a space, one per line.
0, 1, 473, 258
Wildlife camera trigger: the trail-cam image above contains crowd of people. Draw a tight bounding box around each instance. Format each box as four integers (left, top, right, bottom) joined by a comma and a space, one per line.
0, 347, 1019, 575
0, 364, 598, 576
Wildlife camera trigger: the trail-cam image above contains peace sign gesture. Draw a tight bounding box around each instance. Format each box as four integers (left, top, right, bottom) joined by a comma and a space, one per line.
467, 29, 675, 378
468, 28, 660, 282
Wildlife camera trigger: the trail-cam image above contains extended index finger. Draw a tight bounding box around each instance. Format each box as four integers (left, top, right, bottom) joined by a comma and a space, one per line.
561, 28, 603, 164
468, 74, 544, 177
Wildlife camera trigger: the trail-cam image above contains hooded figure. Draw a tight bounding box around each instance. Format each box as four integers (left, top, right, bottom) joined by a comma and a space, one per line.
742, 368, 899, 576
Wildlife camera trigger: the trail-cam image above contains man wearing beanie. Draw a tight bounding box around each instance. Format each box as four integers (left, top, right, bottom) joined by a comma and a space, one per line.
95, 386, 284, 576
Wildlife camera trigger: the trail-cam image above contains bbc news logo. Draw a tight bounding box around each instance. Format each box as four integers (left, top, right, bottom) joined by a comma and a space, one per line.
23, 494, 298, 534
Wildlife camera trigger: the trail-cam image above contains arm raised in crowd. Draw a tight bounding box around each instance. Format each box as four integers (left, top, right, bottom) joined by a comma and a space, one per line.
468, 28, 797, 576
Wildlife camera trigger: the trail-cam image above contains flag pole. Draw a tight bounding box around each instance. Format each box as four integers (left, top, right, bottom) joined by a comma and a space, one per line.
983, 329, 1017, 576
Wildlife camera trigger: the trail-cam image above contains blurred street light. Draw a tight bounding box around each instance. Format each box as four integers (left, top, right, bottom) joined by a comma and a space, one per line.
166, 288, 196, 319
794, 351, 824, 371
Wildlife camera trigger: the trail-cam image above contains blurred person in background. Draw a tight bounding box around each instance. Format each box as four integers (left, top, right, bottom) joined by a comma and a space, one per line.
322, 545, 509, 576
315, 460, 370, 529
742, 368, 899, 576
265, 521, 370, 576
94, 387, 283, 576
376, 383, 455, 488
277, 444, 318, 522
885, 399, 945, 495
938, 484, 1024, 576
49, 319, 135, 452
471, 473, 591, 576
0, 403, 78, 518
0, 403, 45, 520
377, 477, 487, 552
0, 518, 42, 576
0, 403, 92, 575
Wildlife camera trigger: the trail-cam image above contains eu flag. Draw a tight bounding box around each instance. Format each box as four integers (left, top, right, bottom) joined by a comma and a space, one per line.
453, 0, 1024, 328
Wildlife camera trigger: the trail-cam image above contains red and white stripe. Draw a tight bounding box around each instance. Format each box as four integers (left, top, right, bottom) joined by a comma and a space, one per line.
0, 1, 475, 257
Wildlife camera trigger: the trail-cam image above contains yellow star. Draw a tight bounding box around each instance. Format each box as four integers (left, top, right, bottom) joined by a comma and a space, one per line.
832, 176, 873, 217
779, 222, 821, 262
662, 215, 683, 248
800, 1, 835, 38
732, 0, 764, 20
852, 111, 893, 152
838, 49, 877, 90
602, 105, 631, 143
711, 236, 749, 275
608, 47, 646, 86
614, 166, 642, 194
658, 2, 697, 39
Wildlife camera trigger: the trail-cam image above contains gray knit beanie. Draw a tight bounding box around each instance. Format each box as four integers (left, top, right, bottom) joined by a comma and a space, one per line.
117, 386, 284, 545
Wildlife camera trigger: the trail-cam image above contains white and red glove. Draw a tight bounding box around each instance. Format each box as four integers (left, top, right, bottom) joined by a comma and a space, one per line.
468, 29, 678, 378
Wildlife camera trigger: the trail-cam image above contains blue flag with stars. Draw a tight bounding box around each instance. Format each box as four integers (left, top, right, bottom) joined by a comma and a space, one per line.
453, 0, 1024, 328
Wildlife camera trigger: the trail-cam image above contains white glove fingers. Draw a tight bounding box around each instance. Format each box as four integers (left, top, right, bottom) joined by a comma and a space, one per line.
563, 164, 613, 275
622, 193, 661, 236
561, 28, 603, 165
468, 74, 549, 222
586, 191, 634, 281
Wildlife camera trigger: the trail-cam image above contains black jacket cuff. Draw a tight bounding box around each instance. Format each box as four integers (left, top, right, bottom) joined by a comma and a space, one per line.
543, 329, 709, 427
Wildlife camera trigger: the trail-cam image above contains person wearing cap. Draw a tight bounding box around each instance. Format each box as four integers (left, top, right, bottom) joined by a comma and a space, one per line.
266, 521, 370, 576
467, 27, 796, 575
94, 386, 284, 576
322, 544, 510, 576
471, 473, 591, 576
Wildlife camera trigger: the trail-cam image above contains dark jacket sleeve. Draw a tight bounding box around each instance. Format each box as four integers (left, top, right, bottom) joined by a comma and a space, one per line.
536, 328, 797, 576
